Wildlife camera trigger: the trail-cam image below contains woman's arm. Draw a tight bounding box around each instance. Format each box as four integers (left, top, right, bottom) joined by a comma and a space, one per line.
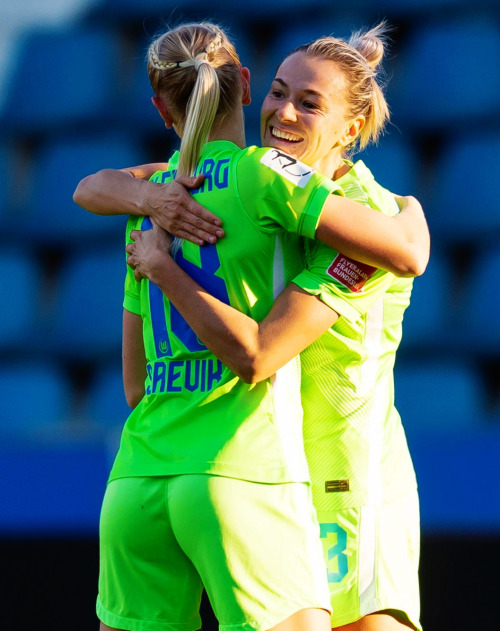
125, 225, 338, 383
74, 162, 429, 274
122, 308, 147, 408
74, 163, 167, 215
73, 166, 224, 245
316, 194, 430, 277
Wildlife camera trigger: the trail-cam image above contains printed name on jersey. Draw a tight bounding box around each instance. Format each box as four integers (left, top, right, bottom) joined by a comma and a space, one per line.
153, 157, 230, 193
146, 358, 223, 395
260, 149, 314, 188
327, 254, 376, 293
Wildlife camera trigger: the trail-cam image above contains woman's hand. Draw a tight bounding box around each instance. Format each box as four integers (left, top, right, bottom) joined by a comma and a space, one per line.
74, 167, 225, 246
145, 174, 225, 245
126, 221, 172, 283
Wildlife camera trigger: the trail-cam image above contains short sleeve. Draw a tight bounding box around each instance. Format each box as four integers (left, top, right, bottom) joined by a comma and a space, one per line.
236, 147, 343, 238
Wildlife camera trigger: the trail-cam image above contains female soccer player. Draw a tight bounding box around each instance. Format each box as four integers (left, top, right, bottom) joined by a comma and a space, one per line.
75, 22, 429, 631
96, 25, 422, 631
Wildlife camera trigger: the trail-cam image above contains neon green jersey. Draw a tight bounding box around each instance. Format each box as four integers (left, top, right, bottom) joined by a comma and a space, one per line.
110, 140, 342, 484
294, 160, 417, 510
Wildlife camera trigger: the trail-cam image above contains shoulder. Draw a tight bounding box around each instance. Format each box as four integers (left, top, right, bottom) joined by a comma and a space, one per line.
341, 160, 398, 214
239, 146, 331, 192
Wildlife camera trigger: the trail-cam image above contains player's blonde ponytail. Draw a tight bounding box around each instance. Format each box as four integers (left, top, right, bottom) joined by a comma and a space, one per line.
147, 22, 241, 176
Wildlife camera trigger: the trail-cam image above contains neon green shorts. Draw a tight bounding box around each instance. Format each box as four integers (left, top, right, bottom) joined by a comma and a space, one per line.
97, 475, 331, 631
317, 491, 421, 630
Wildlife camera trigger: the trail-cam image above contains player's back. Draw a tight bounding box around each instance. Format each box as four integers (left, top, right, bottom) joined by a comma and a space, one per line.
113, 139, 339, 485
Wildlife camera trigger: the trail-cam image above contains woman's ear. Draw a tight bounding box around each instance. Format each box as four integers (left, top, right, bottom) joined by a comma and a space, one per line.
341, 115, 365, 147
240, 67, 252, 106
151, 95, 174, 128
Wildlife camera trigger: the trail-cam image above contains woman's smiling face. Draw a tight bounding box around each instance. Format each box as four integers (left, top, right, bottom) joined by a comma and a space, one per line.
260, 51, 354, 177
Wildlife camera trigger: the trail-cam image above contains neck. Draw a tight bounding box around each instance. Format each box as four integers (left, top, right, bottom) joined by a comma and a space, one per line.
310, 150, 350, 181
332, 161, 351, 180
208, 107, 246, 148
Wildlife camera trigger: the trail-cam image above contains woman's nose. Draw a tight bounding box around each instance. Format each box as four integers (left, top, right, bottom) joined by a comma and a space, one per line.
277, 100, 297, 122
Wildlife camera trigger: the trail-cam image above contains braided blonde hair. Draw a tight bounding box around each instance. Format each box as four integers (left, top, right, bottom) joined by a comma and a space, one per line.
285, 21, 391, 155
147, 22, 241, 176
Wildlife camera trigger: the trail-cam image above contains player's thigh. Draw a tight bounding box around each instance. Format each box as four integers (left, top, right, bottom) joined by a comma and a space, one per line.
168, 475, 331, 631
317, 492, 421, 630
332, 610, 415, 630
98, 476, 203, 631
270, 607, 332, 631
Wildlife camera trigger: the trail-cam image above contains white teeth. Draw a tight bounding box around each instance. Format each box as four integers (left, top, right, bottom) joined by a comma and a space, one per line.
271, 128, 301, 142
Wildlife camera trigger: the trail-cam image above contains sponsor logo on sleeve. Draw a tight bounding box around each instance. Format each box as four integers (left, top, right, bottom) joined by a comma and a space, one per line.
327, 254, 376, 292
260, 149, 314, 188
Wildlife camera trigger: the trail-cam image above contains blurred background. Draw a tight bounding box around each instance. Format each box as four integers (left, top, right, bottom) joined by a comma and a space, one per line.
0, 0, 499, 629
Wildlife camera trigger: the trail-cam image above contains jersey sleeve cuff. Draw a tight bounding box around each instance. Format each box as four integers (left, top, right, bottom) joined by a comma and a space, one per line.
299, 182, 344, 239
292, 270, 360, 324
123, 292, 141, 315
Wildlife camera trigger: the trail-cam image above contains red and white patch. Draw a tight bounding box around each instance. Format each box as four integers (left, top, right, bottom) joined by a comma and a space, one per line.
327, 254, 376, 292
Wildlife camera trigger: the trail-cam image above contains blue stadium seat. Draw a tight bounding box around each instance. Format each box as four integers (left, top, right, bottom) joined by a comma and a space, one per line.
0, 25, 122, 135
47, 247, 126, 360
87, 0, 183, 20
85, 362, 131, 430
455, 246, 500, 355
357, 135, 419, 195
0, 361, 73, 438
119, 48, 160, 135
399, 250, 451, 353
13, 134, 143, 246
427, 132, 500, 245
389, 17, 500, 134
347, 0, 479, 15
89, 0, 334, 22
0, 248, 41, 353
0, 144, 10, 221
394, 359, 487, 435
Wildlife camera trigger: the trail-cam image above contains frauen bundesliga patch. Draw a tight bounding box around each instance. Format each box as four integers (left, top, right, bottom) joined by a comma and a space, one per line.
260, 149, 314, 188
327, 254, 376, 292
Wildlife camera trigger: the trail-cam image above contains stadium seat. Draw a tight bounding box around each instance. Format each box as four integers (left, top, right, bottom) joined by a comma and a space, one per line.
346, 0, 476, 15
399, 250, 452, 354
0, 144, 10, 222
453, 246, 500, 356
394, 359, 487, 435
427, 132, 500, 245
12, 134, 143, 246
357, 135, 420, 195
119, 47, 161, 135
0, 25, 121, 135
0, 248, 41, 353
47, 247, 126, 360
88, 0, 334, 23
0, 361, 73, 438
389, 17, 500, 134
85, 362, 131, 430
86, 0, 184, 21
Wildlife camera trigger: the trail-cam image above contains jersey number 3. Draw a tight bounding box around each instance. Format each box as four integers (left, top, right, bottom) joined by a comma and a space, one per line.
320, 522, 348, 583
